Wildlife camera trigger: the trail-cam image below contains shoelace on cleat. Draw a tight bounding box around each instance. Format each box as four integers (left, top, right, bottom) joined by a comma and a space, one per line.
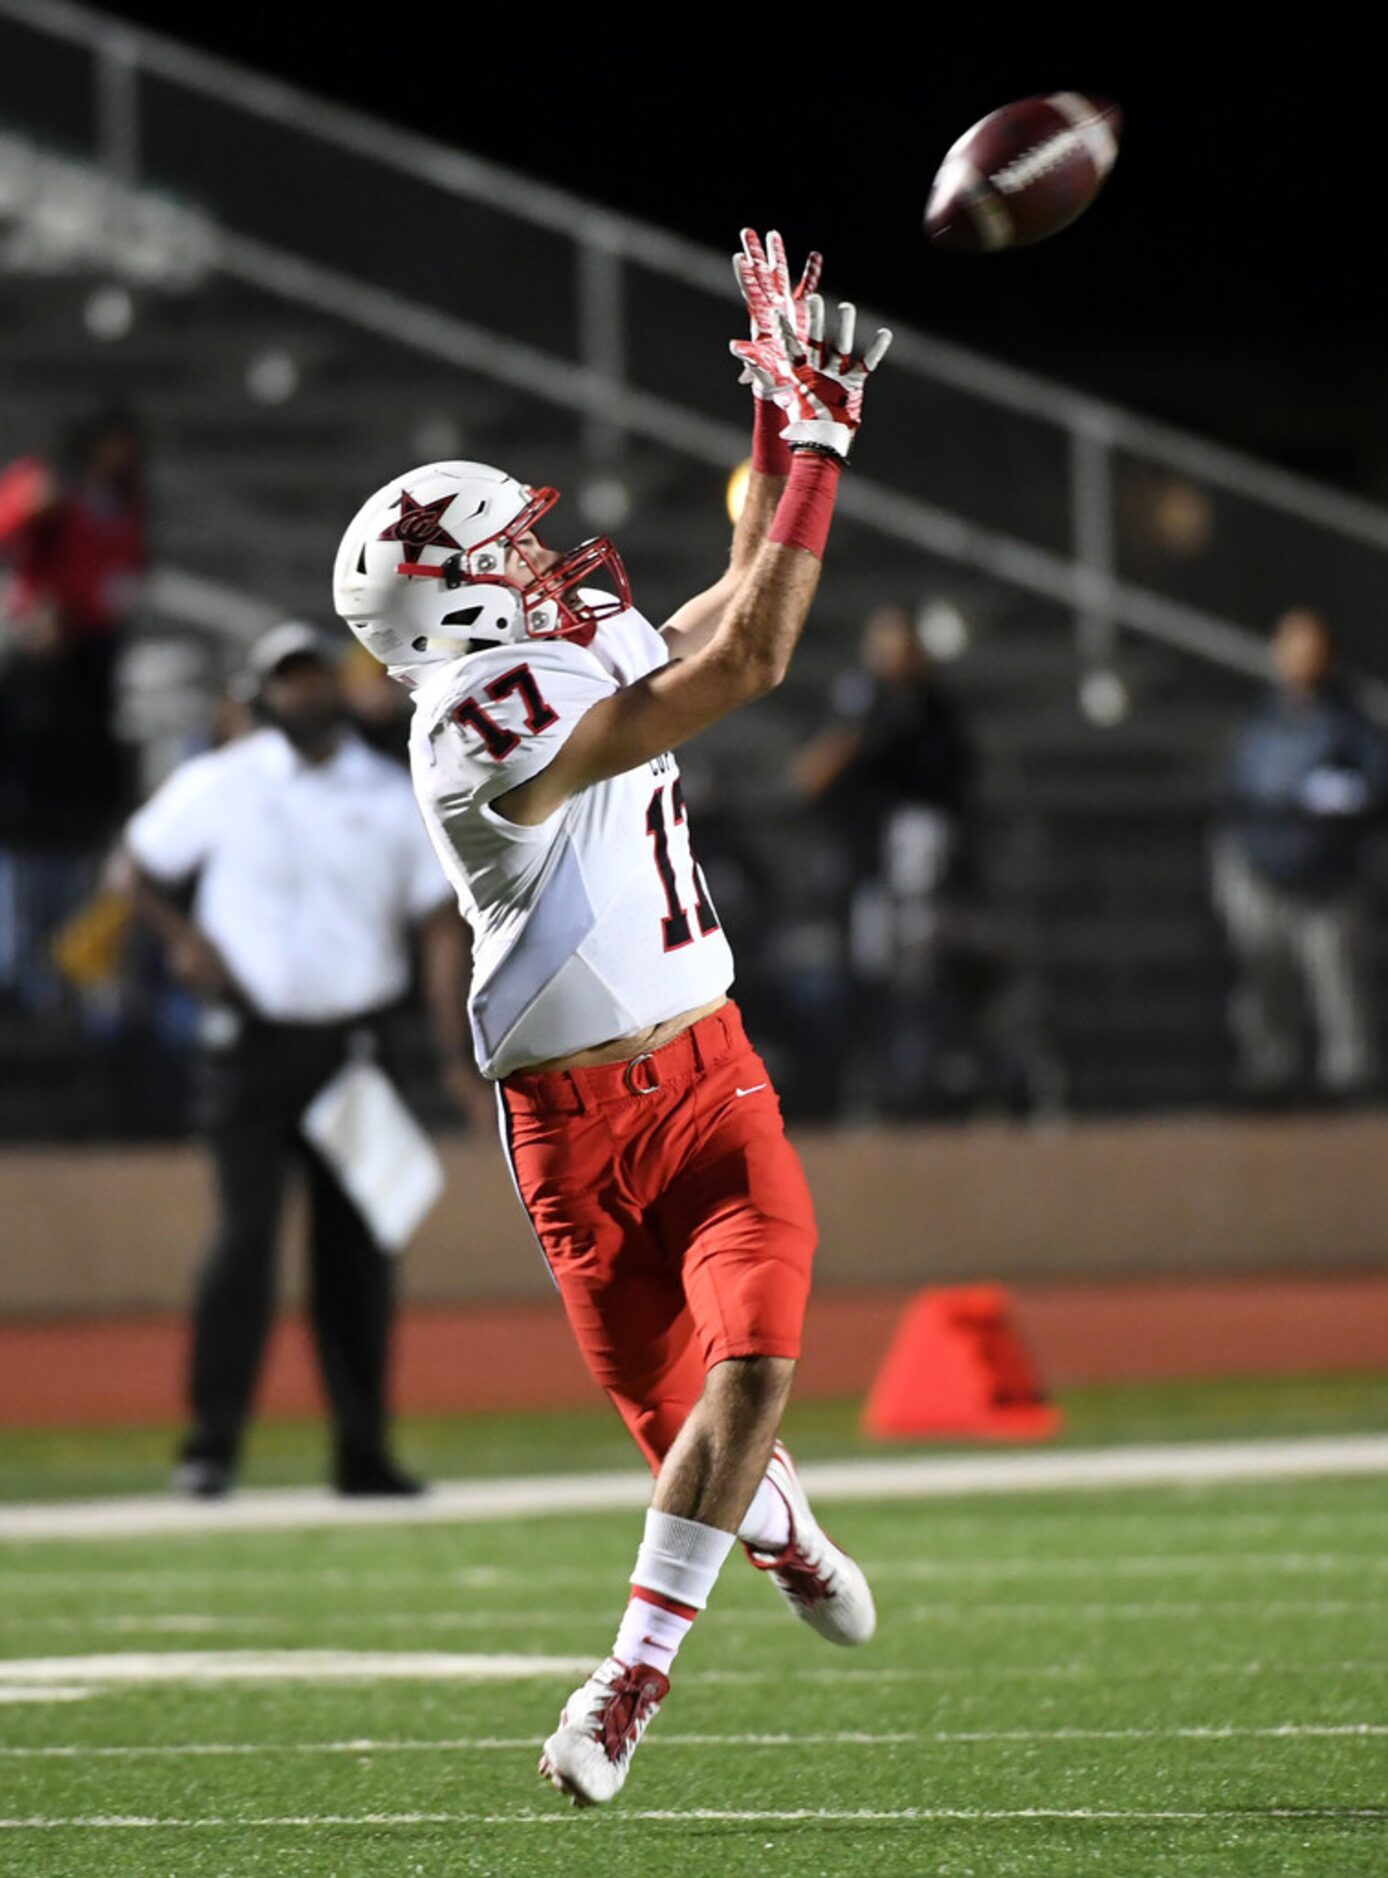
773, 1540, 835, 1609
589, 1665, 666, 1764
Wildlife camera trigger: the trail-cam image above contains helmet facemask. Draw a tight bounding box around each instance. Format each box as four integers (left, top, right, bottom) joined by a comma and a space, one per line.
397, 485, 630, 656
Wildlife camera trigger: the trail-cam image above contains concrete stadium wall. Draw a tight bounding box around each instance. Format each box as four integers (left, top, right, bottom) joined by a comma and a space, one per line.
3, 1112, 1387, 1317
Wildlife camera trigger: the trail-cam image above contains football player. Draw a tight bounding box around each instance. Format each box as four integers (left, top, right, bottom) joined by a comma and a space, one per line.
334, 231, 891, 1807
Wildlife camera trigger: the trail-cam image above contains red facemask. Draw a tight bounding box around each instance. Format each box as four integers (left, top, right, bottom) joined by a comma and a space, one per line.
396, 485, 631, 649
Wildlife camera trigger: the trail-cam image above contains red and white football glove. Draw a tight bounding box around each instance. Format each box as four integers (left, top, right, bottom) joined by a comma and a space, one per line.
730, 227, 822, 404
774, 294, 893, 462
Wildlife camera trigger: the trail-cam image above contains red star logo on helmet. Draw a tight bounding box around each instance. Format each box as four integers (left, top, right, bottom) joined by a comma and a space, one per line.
378, 489, 462, 564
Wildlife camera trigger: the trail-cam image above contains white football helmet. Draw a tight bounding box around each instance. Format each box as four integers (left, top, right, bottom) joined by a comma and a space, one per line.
332, 459, 631, 686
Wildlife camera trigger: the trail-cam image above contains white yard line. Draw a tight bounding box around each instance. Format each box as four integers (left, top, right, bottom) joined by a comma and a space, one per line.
886, 1552, 1388, 1578
0, 1469, 654, 1542
901, 1599, 1377, 1619
1, 1806, 1385, 1829
903, 1724, 1388, 1742
3, 1434, 1387, 1542
5, 1550, 1387, 1594
0, 1612, 705, 1636
0, 1612, 740, 1635
0, 1613, 623, 1634
2, 1724, 1383, 1760
693, 1658, 1388, 1683
4, 1596, 1380, 1638
0, 1651, 1380, 1693
0, 1651, 592, 1687
0, 1687, 94, 1704
2, 1617, 270, 1635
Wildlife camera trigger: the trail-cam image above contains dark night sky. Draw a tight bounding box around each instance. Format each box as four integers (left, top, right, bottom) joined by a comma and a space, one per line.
90, 2, 1388, 485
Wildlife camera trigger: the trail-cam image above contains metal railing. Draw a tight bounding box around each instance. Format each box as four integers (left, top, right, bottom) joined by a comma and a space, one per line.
5, 0, 1388, 709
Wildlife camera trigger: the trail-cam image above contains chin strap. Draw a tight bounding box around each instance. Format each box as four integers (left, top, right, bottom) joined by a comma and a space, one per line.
397, 554, 464, 583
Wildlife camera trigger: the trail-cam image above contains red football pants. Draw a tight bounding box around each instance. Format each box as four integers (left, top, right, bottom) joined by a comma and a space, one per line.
498, 1001, 817, 1472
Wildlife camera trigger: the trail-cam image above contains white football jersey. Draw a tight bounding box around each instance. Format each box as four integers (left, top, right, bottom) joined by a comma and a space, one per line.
408, 605, 735, 1078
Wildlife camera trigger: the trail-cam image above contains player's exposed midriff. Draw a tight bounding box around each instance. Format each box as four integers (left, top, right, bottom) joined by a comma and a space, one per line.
511, 993, 730, 1076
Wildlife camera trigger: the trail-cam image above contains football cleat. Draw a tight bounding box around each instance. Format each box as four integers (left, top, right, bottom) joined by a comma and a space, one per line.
743, 1442, 877, 1646
538, 1655, 670, 1808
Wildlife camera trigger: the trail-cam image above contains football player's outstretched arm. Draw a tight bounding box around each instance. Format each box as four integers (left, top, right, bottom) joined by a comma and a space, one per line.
662, 231, 821, 660
497, 294, 891, 827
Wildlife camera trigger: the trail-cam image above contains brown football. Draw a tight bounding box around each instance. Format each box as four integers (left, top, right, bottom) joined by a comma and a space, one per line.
925, 93, 1121, 252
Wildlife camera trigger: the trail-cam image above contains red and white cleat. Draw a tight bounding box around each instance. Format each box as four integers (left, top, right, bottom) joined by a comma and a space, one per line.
538, 1655, 670, 1807
743, 1442, 877, 1646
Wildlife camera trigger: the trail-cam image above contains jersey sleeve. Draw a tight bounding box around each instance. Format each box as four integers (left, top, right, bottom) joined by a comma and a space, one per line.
421, 639, 618, 828
123, 750, 225, 882
590, 602, 669, 686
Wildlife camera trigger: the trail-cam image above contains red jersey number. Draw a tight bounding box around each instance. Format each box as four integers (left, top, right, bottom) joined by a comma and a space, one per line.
647, 781, 721, 951
453, 664, 558, 761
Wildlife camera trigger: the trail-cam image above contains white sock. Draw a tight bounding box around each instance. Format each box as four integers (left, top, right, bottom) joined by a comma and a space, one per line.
629, 1508, 737, 1606
611, 1509, 736, 1676
613, 1591, 693, 1675
738, 1473, 792, 1553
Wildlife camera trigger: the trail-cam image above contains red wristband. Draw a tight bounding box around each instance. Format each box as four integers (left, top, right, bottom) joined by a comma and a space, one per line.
751, 395, 793, 477
767, 449, 842, 559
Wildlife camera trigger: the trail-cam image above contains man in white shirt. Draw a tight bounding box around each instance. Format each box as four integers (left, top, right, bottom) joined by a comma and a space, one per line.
124, 621, 478, 1497
333, 232, 891, 1805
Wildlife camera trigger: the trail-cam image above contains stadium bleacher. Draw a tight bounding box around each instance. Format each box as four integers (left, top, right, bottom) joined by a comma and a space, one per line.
4, 1, 1388, 1131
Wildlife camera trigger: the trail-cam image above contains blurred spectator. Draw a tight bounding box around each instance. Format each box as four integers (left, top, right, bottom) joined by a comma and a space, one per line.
791, 604, 982, 1116
123, 622, 487, 1499
1213, 608, 1388, 1101
340, 641, 412, 764
0, 406, 146, 819
207, 672, 256, 751
0, 408, 147, 1007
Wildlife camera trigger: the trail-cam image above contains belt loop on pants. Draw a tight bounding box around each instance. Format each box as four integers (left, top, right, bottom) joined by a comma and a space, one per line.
622, 1051, 660, 1096
561, 1071, 589, 1115
687, 1003, 732, 1074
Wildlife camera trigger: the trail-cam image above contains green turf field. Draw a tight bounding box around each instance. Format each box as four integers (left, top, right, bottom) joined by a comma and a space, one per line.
1, 1377, 1385, 1875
